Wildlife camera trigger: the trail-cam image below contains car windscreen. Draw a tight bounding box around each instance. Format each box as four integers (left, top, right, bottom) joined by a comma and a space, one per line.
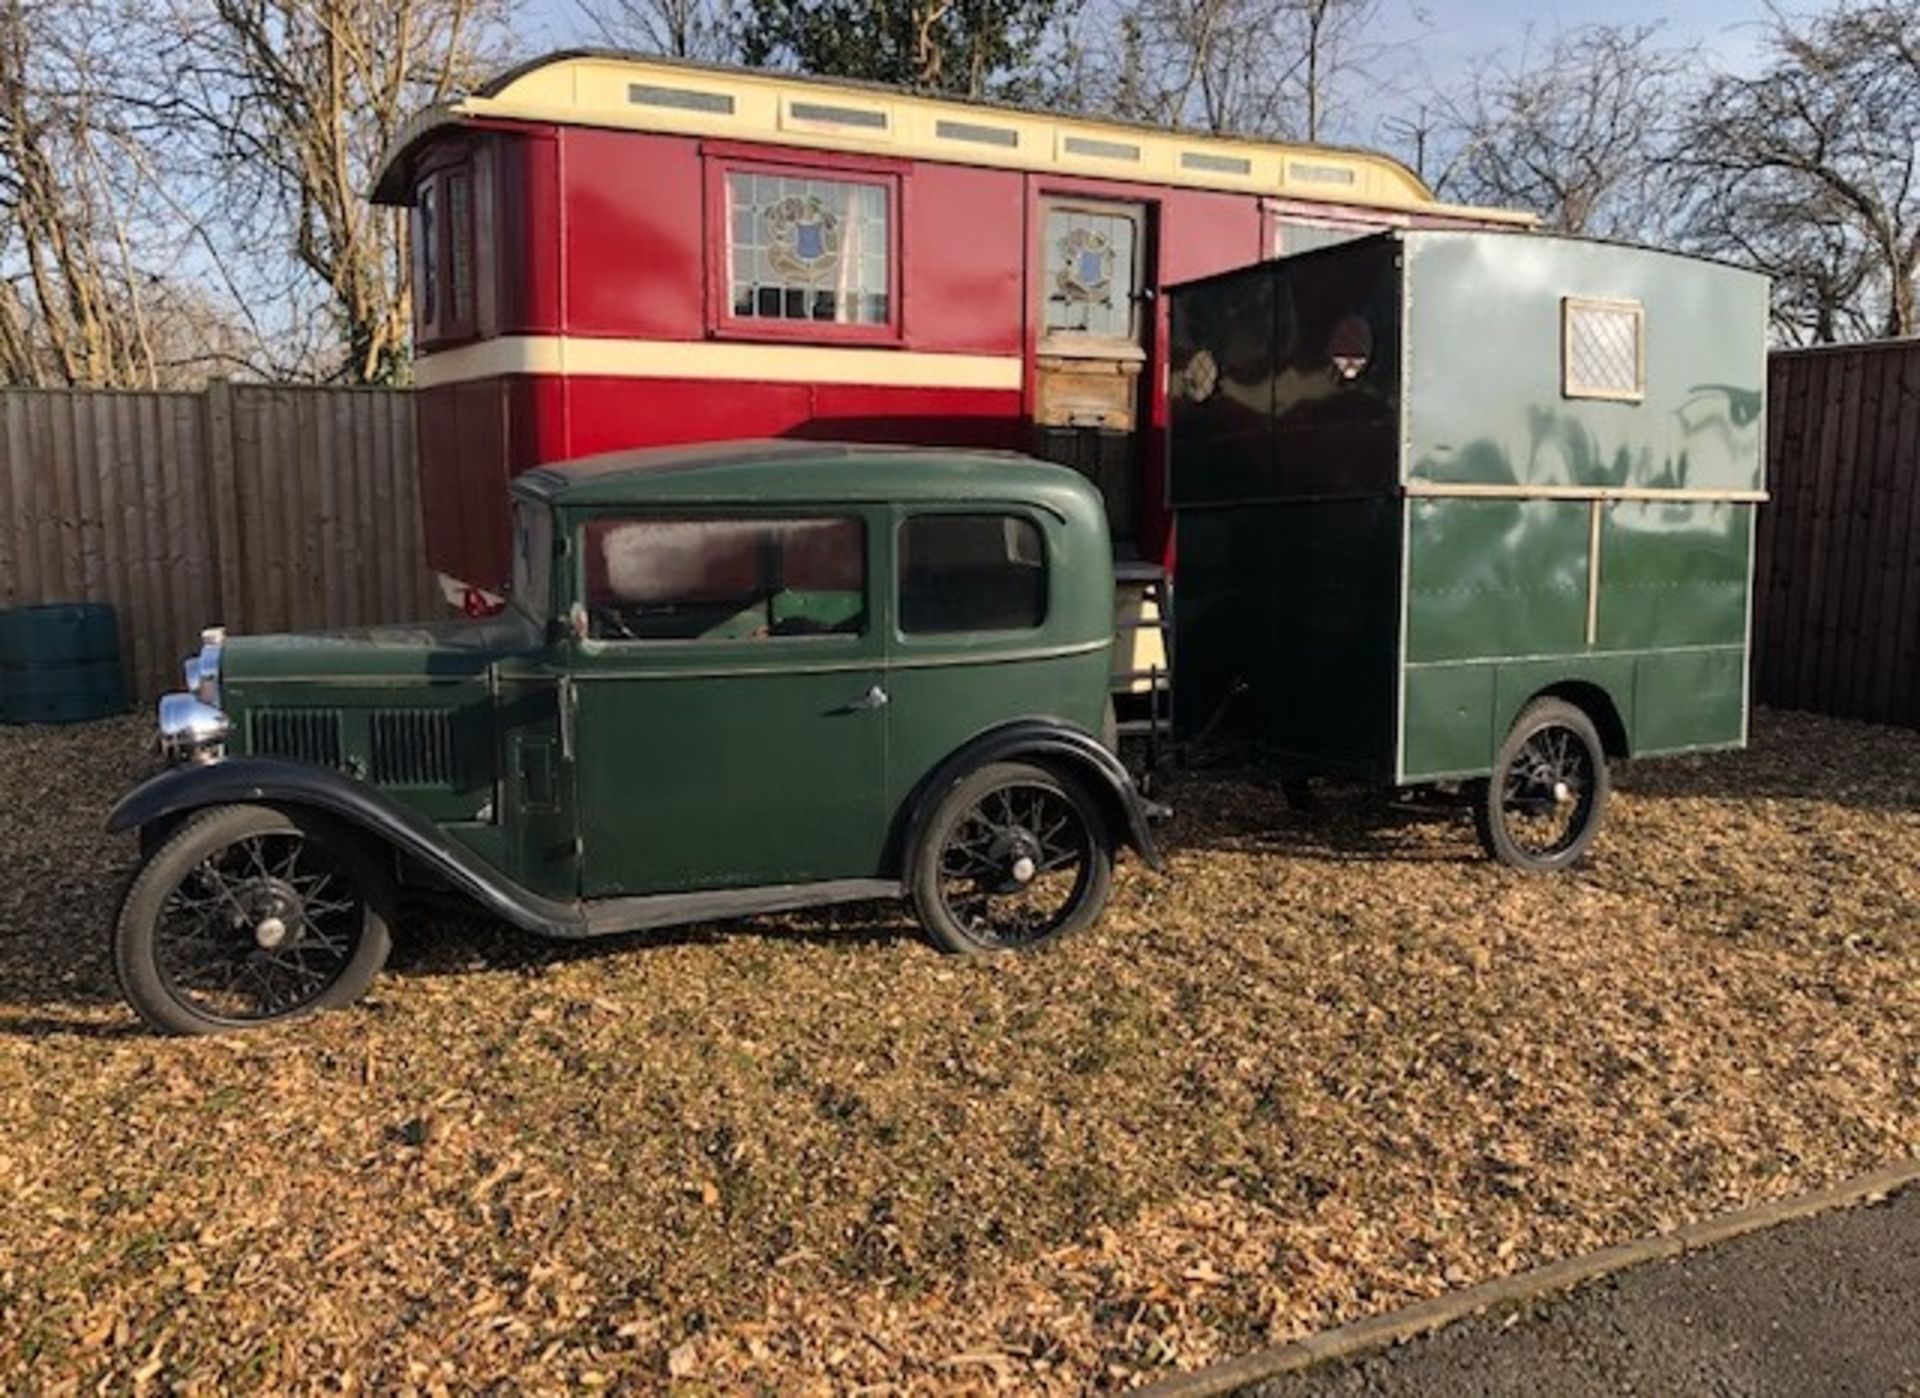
509, 499, 553, 624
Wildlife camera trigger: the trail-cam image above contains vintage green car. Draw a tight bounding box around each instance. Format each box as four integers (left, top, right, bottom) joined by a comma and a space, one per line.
107, 443, 1162, 1034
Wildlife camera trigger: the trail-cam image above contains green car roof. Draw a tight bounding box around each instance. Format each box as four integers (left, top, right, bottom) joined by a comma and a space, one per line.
513, 440, 1104, 515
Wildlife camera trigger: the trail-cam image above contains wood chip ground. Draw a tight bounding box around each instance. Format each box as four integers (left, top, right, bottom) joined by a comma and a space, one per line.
1, 710, 1915, 1392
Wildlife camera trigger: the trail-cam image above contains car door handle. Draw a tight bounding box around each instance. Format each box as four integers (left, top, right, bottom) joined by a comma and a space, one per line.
847, 684, 889, 712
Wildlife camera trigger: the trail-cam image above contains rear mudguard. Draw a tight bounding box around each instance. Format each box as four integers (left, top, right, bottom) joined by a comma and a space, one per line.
897, 720, 1165, 872
106, 758, 588, 937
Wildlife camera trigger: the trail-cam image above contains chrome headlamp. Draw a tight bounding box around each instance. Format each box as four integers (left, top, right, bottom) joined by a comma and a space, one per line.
158, 692, 231, 764
183, 625, 225, 705
161, 625, 231, 763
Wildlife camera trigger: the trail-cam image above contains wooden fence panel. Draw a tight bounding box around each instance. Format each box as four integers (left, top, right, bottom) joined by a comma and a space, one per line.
0, 382, 434, 703
1757, 340, 1920, 729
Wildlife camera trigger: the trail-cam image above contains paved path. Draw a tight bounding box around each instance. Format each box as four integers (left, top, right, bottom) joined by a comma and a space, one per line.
1249, 1187, 1920, 1397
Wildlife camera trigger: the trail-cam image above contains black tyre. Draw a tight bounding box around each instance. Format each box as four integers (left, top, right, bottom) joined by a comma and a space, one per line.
910, 761, 1115, 954
1473, 698, 1611, 872
113, 803, 395, 1035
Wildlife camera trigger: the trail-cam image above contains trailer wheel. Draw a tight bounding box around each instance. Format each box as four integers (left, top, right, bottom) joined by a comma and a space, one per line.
1473, 698, 1610, 872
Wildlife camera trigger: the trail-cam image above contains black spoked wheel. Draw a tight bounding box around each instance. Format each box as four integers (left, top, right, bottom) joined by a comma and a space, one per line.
911, 761, 1115, 954
1474, 698, 1611, 872
114, 804, 394, 1034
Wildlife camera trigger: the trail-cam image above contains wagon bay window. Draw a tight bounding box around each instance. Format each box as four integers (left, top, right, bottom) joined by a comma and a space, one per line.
416, 183, 437, 325
898, 514, 1047, 634
412, 161, 477, 344
582, 516, 866, 642
445, 169, 475, 325
724, 169, 892, 329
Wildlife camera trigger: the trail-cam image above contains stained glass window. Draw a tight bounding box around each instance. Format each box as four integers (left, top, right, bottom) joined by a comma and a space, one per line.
1043, 206, 1138, 338
725, 171, 890, 326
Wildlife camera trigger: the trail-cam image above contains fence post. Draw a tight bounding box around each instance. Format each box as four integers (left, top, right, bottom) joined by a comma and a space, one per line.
202, 377, 245, 629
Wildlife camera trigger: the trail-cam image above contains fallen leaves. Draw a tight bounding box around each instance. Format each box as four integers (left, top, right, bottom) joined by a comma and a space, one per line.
0, 710, 1916, 1391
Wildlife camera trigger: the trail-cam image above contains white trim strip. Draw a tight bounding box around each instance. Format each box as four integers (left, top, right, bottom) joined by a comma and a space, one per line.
412, 335, 1025, 392
1405, 480, 1768, 504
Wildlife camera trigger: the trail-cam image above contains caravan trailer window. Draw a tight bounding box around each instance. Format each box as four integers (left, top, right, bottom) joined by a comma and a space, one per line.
1562, 297, 1645, 401
723, 169, 894, 330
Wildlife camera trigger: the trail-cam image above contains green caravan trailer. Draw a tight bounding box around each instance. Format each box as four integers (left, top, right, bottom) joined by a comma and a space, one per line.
1167, 230, 1767, 870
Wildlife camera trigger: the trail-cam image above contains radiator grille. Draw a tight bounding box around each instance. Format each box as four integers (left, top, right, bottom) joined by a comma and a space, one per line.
369, 708, 454, 786
251, 710, 342, 768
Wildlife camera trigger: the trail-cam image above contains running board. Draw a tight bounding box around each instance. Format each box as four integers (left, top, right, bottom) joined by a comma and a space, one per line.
580, 878, 905, 937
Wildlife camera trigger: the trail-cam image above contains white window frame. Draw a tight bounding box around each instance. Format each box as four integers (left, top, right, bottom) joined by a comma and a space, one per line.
1562, 296, 1646, 403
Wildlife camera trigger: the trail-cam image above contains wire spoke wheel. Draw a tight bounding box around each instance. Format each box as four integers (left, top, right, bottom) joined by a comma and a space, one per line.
116, 804, 394, 1034
936, 781, 1091, 948
151, 831, 365, 1021
1475, 698, 1612, 872
913, 762, 1115, 955
1498, 724, 1596, 859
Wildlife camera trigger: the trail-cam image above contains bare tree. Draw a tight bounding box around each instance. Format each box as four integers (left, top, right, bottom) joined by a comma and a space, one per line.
0, 0, 164, 387
1100, 0, 1302, 133
152, 0, 515, 385
1072, 0, 1383, 140
1294, 0, 1382, 142
576, 0, 738, 61
1678, 1, 1920, 344
1423, 24, 1690, 239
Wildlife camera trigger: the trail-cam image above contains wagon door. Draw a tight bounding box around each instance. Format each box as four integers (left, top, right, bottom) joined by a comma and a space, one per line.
1031, 197, 1153, 551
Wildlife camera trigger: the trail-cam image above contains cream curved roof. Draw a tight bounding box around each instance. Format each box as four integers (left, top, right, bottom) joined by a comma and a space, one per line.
374, 50, 1531, 226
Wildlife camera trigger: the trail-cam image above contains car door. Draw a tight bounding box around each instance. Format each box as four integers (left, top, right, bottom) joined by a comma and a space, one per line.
567, 507, 891, 898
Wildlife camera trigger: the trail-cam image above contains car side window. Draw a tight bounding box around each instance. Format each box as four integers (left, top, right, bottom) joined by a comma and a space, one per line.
898, 513, 1047, 634
582, 516, 866, 641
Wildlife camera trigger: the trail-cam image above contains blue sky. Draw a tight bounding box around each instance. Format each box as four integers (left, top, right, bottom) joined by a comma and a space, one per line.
1402, 0, 1771, 85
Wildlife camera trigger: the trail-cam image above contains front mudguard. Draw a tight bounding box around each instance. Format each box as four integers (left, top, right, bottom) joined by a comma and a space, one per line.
107, 758, 585, 936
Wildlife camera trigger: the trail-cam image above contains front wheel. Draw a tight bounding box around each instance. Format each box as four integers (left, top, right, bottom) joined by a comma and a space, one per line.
910, 761, 1115, 954
113, 803, 394, 1034
1473, 698, 1611, 872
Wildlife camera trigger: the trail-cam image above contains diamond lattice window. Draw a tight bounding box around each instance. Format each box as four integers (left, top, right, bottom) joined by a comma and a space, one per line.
1563, 298, 1644, 401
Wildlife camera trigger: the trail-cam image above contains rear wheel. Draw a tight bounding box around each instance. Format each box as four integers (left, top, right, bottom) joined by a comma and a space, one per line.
911, 761, 1114, 954
113, 803, 394, 1035
1473, 698, 1610, 872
